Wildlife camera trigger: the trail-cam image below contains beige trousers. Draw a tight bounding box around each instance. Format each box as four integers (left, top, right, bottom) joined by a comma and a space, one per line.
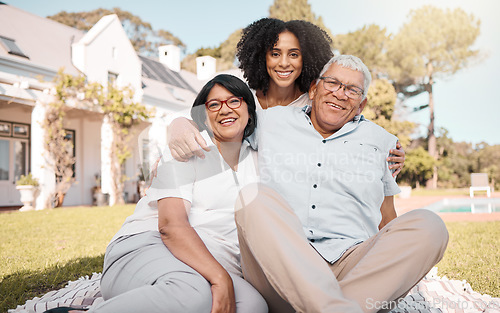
235, 183, 449, 313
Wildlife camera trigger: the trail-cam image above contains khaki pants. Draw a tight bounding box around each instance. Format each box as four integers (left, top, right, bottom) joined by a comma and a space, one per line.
235, 183, 448, 313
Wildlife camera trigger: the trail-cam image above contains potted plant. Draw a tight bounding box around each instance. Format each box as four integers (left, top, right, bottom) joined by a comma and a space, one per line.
16, 173, 40, 211
91, 173, 107, 206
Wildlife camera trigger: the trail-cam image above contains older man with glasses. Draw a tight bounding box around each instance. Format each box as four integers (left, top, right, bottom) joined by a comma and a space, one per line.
235, 55, 449, 313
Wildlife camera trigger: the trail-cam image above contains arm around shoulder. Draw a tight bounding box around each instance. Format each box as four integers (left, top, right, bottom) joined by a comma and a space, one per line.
167, 117, 210, 161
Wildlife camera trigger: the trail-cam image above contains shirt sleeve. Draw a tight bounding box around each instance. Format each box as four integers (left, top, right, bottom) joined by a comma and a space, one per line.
382, 137, 401, 196
146, 149, 196, 203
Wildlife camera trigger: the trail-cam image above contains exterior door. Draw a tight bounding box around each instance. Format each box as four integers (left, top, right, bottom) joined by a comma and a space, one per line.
0, 138, 29, 206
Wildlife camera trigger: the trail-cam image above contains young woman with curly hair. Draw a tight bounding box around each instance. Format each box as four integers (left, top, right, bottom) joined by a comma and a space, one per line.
236, 18, 333, 109
167, 18, 405, 172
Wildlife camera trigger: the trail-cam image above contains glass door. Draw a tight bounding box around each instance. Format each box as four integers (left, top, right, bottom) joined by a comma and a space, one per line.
0, 139, 9, 181
0, 138, 29, 206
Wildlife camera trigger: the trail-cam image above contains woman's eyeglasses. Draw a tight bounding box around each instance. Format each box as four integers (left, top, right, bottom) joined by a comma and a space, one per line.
205, 96, 243, 112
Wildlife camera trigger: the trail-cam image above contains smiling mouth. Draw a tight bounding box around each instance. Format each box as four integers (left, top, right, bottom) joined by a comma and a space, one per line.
276, 71, 293, 78
327, 102, 343, 110
219, 118, 237, 125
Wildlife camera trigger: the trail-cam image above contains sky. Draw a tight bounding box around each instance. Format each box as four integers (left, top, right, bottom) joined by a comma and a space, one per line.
10, 0, 500, 146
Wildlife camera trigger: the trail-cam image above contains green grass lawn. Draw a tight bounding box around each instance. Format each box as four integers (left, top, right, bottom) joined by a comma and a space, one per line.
1, 205, 499, 312
0, 205, 134, 312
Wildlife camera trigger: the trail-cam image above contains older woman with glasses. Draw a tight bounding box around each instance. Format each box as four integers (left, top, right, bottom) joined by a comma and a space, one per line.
44, 75, 267, 313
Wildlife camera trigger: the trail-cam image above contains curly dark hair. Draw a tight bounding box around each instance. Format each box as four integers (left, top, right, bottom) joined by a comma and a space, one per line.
237, 18, 333, 95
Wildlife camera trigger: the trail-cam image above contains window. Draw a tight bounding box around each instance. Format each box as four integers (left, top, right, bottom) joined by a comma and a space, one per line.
0, 139, 9, 180
0, 35, 29, 59
108, 71, 118, 85
13, 124, 29, 138
0, 122, 11, 137
0, 121, 30, 139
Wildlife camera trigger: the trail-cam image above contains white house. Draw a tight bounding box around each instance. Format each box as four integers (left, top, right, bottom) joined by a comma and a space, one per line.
0, 3, 214, 209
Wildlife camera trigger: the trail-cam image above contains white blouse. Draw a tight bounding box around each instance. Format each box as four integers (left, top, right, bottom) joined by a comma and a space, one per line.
110, 131, 259, 276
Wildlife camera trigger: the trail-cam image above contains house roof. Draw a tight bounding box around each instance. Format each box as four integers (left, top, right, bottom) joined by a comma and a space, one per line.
139, 55, 196, 93
141, 76, 194, 111
0, 3, 199, 110
0, 3, 83, 77
78, 14, 117, 46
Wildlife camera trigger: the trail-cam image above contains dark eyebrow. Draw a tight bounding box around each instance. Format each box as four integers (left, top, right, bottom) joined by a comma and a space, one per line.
270, 48, 301, 51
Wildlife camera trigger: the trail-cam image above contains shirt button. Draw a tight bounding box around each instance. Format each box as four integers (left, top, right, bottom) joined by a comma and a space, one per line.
317, 163, 321, 167
310, 239, 316, 243
312, 205, 316, 209
322, 140, 326, 144
313, 184, 317, 188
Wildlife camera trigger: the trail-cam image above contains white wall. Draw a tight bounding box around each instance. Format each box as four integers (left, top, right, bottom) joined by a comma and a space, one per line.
0, 103, 32, 124
72, 15, 142, 97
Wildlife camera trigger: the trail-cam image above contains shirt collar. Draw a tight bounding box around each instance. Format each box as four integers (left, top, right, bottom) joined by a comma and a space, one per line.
302, 105, 366, 124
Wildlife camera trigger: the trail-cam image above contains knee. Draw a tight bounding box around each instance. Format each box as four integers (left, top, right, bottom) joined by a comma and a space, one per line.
240, 292, 269, 313
159, 271, 212, 312
251, 297, 269, 313
403, 209, 449, 254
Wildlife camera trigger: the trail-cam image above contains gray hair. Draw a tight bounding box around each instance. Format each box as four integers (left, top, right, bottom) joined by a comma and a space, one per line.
317, 55, 372, 99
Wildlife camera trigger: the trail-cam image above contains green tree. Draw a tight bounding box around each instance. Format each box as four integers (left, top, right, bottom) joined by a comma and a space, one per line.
48, 8, 185, 56
181, 29, 242, 73
473, 143, 500, 190
364, 79, 415, 148
435, 129, 475, 188
268, 0, 333, 38
399, 146, 435, 188
386, 5, 480, 188
333, 24, 389, 77
218, 29, 243, 70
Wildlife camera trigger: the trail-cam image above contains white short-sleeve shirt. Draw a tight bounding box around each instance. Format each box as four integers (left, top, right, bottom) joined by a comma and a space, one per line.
111, 131, 259, 276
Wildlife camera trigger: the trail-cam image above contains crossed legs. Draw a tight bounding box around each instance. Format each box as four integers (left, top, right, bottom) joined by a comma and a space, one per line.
91, 231, 267, 313
235, 183, 448, 313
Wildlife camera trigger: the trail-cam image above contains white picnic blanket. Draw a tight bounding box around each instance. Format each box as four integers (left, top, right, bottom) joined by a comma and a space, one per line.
9, 268, 500, 313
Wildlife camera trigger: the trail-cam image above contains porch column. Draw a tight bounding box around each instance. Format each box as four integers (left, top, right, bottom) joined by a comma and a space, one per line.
100, 114, 116, 205
32, 99, 56, 210
149, 116, 167, 165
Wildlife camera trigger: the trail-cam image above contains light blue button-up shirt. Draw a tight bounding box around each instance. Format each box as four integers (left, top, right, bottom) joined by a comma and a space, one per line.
255, 105, 401, 263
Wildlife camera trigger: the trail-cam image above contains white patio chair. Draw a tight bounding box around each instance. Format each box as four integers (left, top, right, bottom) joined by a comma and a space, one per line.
469, 173, 491, 198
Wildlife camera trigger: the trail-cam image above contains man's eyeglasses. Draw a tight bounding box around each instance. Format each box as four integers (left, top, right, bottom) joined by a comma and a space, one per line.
319, 77, 364, 100
205, 96, 243, 112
